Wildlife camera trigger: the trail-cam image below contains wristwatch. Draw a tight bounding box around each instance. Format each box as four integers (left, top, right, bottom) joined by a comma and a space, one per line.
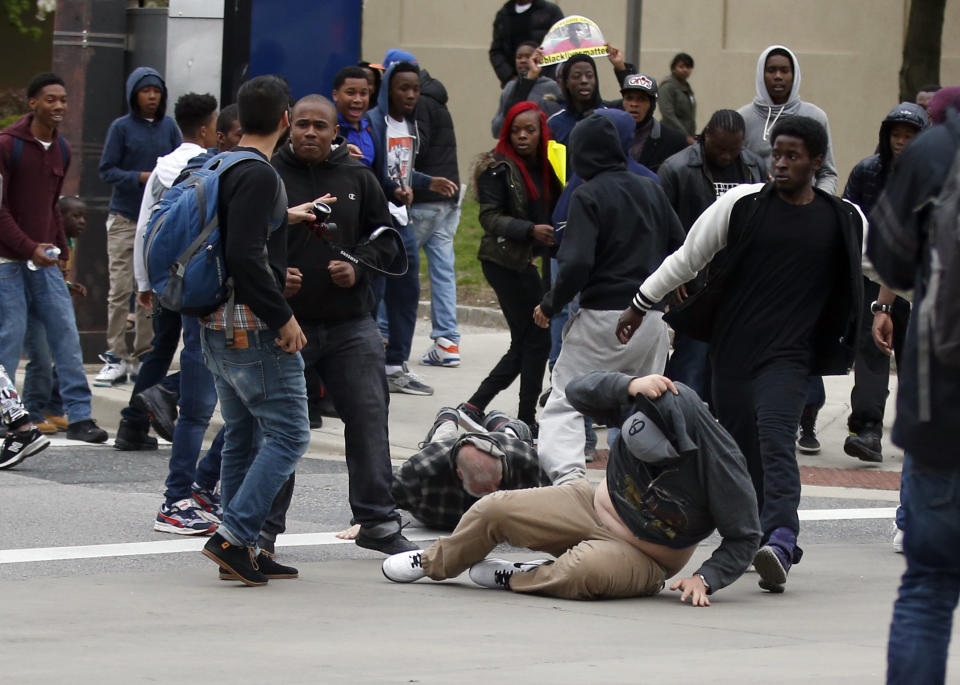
871, 301, 893, 315
697, 573, 711, 592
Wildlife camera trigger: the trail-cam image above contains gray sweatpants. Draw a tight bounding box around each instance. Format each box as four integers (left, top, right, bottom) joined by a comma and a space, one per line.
538, 308, 668, 484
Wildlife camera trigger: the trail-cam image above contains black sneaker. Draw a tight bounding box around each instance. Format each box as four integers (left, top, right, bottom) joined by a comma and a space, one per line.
0, 428, 50, 469
844, 426, 883, 463
355, 529, 420, 555
423, 407, 459, 443
131, 384, 178, 442
309, 411, 323, 429
113, 419, 158, 451
797, 427, 820, 454
456, 402, 485, 432
202, 532, 268, 586
66, 418, 108, 444
220, 551, 298, 580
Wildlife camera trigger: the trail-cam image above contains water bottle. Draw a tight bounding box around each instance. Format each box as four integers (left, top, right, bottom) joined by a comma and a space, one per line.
26, 246, 61, 271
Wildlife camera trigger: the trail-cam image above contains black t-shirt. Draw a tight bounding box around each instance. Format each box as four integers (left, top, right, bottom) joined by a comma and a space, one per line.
706, 161, 749, 199
712, 192, 844, 372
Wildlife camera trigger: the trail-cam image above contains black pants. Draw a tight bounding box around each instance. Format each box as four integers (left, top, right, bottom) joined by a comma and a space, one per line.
713, 362, 808, 540
120, 303, 181, 430
848, 277, 910, 433
299, 315, 399, 532
469, 260, 551, 425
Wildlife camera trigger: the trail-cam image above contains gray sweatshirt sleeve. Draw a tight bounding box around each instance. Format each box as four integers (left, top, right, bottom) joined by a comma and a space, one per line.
692, 433, 762, 593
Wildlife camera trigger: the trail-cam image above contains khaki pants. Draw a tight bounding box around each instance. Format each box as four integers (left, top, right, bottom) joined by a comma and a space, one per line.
422, 480, 666, 600
105, 213, 153, 361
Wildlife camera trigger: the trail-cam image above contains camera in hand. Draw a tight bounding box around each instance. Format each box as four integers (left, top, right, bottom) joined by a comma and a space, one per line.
311, 201, 340, 242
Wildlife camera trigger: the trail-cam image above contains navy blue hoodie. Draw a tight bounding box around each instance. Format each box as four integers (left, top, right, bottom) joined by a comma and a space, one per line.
98, 67, 181, 220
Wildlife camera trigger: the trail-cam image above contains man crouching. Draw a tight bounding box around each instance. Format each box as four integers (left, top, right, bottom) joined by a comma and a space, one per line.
381, 371, 760, 604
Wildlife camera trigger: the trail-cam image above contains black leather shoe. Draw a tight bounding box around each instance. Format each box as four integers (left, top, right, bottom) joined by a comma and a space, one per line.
113, 419, 158, 451
844, 428, 883, 463
131, 384, 178, 442
355, 530, 419, 555
203, 533, 267, 586
66, 418, 108, 444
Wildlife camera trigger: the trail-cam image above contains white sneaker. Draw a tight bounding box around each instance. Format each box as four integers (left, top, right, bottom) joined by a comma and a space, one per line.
93, 353, 127, 387
893, 528, 904, 554
468, 558, 552, 590
382, 550, 426, 583
420, 336, 461, 367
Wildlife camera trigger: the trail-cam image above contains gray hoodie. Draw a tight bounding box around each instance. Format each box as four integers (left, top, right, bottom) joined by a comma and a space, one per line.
737, 45, 838, 193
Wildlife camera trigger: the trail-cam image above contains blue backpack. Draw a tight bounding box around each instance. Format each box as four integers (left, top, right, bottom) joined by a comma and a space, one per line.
143, 150, 280, 318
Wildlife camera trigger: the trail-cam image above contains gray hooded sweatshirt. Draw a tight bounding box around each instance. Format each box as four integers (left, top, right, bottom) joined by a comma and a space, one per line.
737, 45, 838, 193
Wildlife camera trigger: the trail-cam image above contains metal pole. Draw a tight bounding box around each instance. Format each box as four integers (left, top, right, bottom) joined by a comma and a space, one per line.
624, 0, 642, 72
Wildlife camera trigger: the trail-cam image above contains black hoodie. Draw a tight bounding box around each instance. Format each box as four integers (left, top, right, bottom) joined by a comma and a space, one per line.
272, 139, 396, 322
413, 69, 460, 204
540, 114, 685, 317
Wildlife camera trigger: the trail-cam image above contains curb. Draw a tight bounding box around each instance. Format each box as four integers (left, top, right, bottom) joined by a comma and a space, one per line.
417, 300, 506, 329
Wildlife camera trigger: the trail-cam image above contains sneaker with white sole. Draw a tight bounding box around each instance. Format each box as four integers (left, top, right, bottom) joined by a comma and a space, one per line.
382, 549, 426, 583
386, 363, 434, 396
191, 482, 222, 523
456, 402, 485, 432
893, 527, 904, 554
0, 427, 50, 470
420, 336, 461, 367
93, 352, 127, 387
468, 558, 552, 590
154, 499, 218, 535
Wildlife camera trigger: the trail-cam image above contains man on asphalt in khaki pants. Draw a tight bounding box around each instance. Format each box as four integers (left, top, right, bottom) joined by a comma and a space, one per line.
97, 66, 181, 386
382, 371, 760, 604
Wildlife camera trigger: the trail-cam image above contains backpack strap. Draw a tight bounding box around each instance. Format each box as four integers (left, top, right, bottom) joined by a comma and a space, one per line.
10, 137, 22, 171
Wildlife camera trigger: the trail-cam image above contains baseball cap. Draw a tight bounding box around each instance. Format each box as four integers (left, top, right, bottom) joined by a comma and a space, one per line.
621, 73, 658, 99
620, 410, 679, 464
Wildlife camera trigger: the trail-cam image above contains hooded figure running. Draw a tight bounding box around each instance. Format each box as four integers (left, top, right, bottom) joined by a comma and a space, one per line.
737, 45, 838, 193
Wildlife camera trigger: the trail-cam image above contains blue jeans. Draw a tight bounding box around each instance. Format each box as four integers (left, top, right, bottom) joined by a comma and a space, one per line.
164, 316, 220, 504
374, 223, 421, 366
409, 201, 461, 343
201, 327, 310, 548
888, 454, 960, 684
0, 263, 92, 424
22, 313, 63, 420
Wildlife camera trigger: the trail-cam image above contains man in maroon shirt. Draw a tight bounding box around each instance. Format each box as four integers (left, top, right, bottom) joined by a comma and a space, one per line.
0, 72, 106, 443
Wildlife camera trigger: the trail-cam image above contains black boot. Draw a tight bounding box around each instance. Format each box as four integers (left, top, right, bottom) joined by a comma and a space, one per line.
113, 419, 158, 451
797, 406, 820, 455
844, 423, 883, 463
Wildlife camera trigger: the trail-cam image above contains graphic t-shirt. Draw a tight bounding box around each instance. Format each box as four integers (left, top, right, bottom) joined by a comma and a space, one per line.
385, 115, 415, 226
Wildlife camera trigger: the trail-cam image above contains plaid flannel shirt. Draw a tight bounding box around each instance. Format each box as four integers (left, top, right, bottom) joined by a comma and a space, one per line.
390, 431, 548, 531
202, 302, 269, 331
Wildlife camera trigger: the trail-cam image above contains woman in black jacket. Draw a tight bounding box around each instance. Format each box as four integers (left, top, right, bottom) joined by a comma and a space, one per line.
457, 101, 561, 433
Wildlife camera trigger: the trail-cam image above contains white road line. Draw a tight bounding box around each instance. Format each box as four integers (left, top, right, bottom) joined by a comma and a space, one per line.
45, 437, 172, 448
0, 509, 897, 565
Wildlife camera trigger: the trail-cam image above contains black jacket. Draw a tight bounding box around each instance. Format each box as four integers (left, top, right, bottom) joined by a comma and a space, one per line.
272, 139, 396, 322
489, 0, 564, 86
659, 183, 864, 376
657, 141, 765, 232
540, 113, 685, 317
868, 119, 960, 467
632, 118, 689, 173
843, 102, 929, 217
413, 69, 460, 204
475, 151, 561, 272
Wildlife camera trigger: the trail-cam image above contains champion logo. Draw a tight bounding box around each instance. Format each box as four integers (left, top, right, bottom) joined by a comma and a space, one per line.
626, 74, 653, 89
348, 193, 357, 200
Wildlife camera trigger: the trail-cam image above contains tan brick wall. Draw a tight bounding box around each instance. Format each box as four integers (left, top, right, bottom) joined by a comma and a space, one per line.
363, 0, 960, 190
